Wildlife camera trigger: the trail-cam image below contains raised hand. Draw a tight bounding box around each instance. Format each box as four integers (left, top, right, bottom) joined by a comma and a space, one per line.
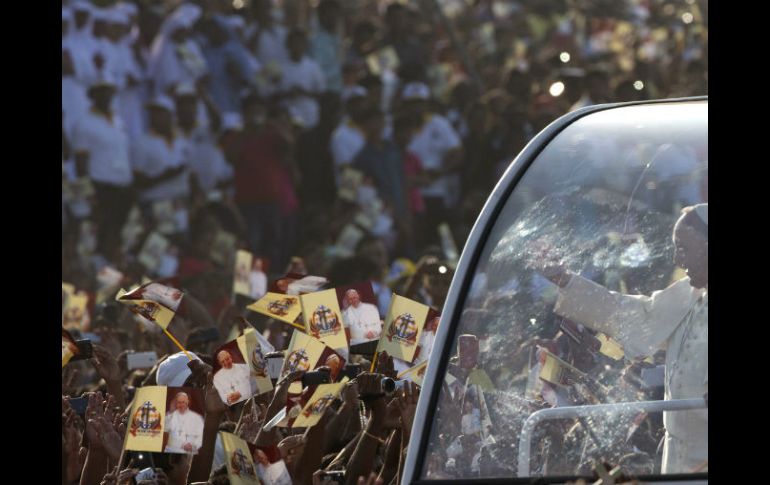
237, 399, 266, 443
278, 434, 307, 466
375, 352, 396, 379
92, 415, 125, 462
100, 464, 119, 485
341, 380, 359, 407
398, 382, 420, 442
91, 345, 122, 383
62, 366, 80, 396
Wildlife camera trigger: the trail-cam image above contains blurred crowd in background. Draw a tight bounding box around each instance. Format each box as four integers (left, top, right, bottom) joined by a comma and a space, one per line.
61, 0, 708, 483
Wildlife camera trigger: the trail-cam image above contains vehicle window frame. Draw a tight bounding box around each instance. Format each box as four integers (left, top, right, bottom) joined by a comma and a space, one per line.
403, 96, 709, 485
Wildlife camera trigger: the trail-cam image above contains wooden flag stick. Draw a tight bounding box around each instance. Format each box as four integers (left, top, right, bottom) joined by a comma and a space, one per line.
163, 328, 193, 361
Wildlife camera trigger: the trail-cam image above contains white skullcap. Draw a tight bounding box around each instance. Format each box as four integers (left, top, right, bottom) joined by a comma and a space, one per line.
157, 351, 202, 387
91, 8, 110, 22
222, 112, 243, 131
168, 3, 202, 31
693, 203, 708, 226
174, 82, 197, 97
72, 0, 93, 13
401, 82, 431, 100
341, 85, 368, 102
147, 95, 176, 112
106, 8, 130, 25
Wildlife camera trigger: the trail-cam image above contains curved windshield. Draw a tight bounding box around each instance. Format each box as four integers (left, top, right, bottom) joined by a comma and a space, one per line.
420, 101, 708, 480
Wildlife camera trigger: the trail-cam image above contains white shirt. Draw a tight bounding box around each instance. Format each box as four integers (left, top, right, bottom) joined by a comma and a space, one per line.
555, 275, 707, 474
149, 39, 208, 96
179, 127, 233, 193
164, 409, 204, 453
71, 110, 133, 186
407, 114, 461, 199
330, 119, 365, 182
65, 30, 99, 85
279, 56, 325, 130
131, 133, 190, 202
213, 363, 252, 404
252, 24, 289, 66
342, 302, 382, 344
62, 77, 89, 140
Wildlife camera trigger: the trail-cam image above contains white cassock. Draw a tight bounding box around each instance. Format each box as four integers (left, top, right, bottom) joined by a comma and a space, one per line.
164, 409, 204, 453
343, 302, 382, 344
554, 275, 707, 474
213, 363, 252, 404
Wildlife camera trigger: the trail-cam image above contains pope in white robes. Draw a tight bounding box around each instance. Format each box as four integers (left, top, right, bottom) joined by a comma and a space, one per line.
342, 289, 382, 344
164, 392, 204, 453
544, 204, 708, 474
213, 349, 252, 405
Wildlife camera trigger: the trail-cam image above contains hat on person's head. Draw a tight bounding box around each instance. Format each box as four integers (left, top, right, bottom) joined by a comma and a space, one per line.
401, 82, 431, 101
168, 3, 202, 31
222, 112, 243, 131
146, 95, 176, 112
157, 351, 202, 387
91, 7, 110, 23
106, 8, 129, 25
72, 0, 93, 13
116, 2, 138, 17
174, 83, 198, 98
341, 85, 368, 103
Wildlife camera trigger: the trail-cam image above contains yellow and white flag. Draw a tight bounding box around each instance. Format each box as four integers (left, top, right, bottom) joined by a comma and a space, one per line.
62, 289, 90, 332
397, 360, 428, 387
125, 386, 167, 453
292, 381, 346, 429
300, 289, 348, 352
376, 294, 430, 362
62, 328, 79, 368
281, 330, 327, 394
116, 282, 183, 330
237, 328, 274, 396
221, 432, 260, 485
247, 292, 303, 328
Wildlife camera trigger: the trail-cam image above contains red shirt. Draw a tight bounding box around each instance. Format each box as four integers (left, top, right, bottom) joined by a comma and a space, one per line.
404, 151, 425, 214
227, 126, 299, 213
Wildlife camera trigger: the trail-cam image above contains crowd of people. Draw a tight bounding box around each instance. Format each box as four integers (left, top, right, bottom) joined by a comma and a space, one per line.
62, 0, 708, 484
